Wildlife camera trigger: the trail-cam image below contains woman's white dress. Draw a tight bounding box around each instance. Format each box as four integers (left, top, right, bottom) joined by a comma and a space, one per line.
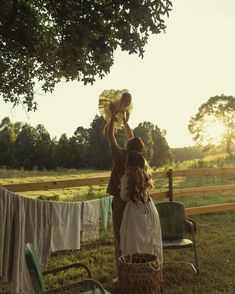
119, 175, 163, 264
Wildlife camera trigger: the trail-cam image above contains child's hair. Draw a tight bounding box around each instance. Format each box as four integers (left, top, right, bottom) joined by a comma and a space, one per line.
121, 92, 132, 108
125, 151, 153, 204
126, 136, 145, 153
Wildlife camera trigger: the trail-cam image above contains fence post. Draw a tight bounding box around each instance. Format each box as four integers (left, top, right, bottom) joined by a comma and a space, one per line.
167, 169, 173, 201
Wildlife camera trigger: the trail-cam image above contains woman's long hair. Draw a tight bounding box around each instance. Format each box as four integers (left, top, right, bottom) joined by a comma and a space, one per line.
125, 151, 153, 204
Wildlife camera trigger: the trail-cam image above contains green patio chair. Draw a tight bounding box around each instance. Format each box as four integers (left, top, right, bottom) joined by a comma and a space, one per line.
25, 243, 110, 293
155, 201, 199, 274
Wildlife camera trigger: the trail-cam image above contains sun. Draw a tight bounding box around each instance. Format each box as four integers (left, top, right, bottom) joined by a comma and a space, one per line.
202, 117, 226, 145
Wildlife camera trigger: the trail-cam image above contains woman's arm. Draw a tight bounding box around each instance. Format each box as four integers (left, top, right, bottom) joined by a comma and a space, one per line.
123, 111, 134, 140
107, 115, 118, 147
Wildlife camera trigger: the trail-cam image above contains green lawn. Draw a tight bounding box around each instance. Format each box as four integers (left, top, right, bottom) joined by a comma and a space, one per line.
46, 211, 235, 293
1, 167, 235, 293
1, 211, 234, 293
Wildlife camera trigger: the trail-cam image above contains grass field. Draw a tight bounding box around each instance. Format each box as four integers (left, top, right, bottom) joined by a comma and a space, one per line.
1, 158, 235, 293
45, 211, 235, 294
1, 212, 234, 293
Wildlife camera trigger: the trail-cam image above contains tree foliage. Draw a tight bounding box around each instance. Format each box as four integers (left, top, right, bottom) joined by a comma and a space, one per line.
188, 95, 235, 156
151, 125, 172, 167
0, 116, 172, 170
0, 0, 172, 110
134, 121, 172, 166
15, 124, 38, 169
87, 115, 112, 169
34, 124, 55, 170
69, 127, 90, 168
54, 134, 70, 168
0, 118, 17, 166
134, 122, 154, 162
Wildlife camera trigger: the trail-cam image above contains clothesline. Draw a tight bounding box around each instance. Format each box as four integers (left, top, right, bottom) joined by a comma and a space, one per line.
0, 187, 113, 294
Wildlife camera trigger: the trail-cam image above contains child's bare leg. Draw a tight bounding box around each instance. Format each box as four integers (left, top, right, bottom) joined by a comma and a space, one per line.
100, 119, 108, 136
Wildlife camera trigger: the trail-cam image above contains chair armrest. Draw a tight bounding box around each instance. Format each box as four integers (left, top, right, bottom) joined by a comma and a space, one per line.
39, 278, 106, 294
185, 220, 196, 242
42, 262, 92, 279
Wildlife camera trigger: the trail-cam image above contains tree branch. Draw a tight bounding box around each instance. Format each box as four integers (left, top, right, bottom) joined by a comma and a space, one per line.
3, 0, 19, 28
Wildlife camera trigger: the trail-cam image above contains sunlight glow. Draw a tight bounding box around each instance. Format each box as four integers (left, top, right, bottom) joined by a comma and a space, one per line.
202, 118, 226, 145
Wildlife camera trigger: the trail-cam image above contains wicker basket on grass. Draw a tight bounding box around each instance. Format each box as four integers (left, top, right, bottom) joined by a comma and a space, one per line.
118, 253, 161, 294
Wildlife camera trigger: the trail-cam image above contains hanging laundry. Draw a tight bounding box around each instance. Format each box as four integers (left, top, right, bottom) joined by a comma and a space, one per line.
0, 187, 52, 294
100, 196, 113, 231
81, 199, 101, 241
50, 201, 82, 252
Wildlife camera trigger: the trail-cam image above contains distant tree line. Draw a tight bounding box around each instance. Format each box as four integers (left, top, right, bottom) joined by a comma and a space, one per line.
171, 146, 204, 162
0, 116, 172, 170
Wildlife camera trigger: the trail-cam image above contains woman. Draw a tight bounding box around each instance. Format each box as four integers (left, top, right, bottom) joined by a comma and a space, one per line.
120, 151, 163, 281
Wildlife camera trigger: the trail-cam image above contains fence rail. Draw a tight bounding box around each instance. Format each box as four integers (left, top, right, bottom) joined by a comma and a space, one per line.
185, 202, 235, 215
2, 167, 235, 216
2, 177, 109, 192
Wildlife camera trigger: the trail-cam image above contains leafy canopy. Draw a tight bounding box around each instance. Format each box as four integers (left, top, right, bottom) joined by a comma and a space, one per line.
188, 95, 235, 156
0, 0, 172, 110
133, 121, 172, 166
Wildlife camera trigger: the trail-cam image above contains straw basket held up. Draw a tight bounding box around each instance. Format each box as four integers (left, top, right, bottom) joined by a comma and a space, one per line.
118, 253, 161, 294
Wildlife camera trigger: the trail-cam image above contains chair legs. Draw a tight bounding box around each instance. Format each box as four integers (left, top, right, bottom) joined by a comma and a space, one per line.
163, 245, 199, 274
183, 244, 199, 274
192, 243, 199, 274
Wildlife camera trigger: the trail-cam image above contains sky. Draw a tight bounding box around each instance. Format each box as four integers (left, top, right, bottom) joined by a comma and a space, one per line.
1, 0, 235, 148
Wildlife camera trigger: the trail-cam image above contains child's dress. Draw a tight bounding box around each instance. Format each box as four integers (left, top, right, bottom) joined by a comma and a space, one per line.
119, 174, 163, 265
98, 89, 133, 129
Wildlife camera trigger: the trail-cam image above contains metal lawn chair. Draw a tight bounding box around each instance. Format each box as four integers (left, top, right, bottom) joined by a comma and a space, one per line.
25, 243, 110, 293
156, 201, 199, 274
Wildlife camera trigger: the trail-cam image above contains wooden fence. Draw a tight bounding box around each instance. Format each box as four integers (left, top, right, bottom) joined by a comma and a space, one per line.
2, 167, 235, 216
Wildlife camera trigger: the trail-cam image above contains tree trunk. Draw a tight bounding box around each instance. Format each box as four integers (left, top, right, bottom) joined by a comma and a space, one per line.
226, 137, 233, 158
